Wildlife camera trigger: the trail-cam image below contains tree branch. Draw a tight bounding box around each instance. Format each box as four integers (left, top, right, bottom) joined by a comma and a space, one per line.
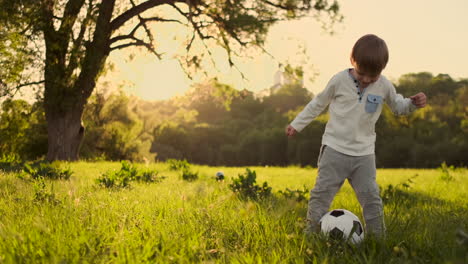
74, 0, 116, 103
110, 17, 182, 44
110, 37, 163, 59
259, 0, 310, 11
67, 0, 95, 78
59, 0, 86, 35
0, 80, 45, 98
169, 2, 218, 75
39, 0, 57, 35
110, 0, 185, 31
16, 80, 46, 89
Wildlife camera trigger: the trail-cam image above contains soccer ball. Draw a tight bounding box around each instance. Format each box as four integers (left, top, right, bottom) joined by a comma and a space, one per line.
215, 171, 224, 181
319, 209, 364, 244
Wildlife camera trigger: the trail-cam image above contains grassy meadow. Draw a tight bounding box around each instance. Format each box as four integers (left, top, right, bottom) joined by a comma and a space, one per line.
0, 162, 467, 263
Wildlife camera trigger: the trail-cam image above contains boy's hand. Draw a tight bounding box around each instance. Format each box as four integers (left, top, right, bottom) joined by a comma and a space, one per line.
410, 92, 427, 108
286, 125, 297, 137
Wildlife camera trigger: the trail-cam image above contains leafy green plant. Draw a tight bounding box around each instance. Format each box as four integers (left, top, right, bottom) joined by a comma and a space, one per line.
381, 174, 418, 204
182, 169, 199, 182
97, 161, 136, 188
97, 169, 132, 188
167, 159, 191, 171
22, 161, 73, 180
97, 161, 164, 188
278, 185, 309, 202
0, 154, 23, 172
136, 168, 166, 183
32, 177, 60, 204
438, 162, 455, 181
166, 159, 198, 182
229, 168, 271, 200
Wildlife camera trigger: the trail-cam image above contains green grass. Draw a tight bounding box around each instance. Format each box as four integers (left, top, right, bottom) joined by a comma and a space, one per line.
0, 162, 467, 263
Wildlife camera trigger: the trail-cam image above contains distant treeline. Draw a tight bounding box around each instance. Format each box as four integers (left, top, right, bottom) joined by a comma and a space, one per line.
1, 72, 467, 168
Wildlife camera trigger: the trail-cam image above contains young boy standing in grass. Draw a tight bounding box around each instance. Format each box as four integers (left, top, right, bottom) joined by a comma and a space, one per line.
286, 34, 426, 236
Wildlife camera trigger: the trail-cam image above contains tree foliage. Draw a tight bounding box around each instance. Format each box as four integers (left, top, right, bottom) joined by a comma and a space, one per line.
149, 72, 467, 168
2, 71, 466, 167
0, 0, 41, 97
0, 0, 342, 161
0, 99, 47, 159
81, 88, 155, 161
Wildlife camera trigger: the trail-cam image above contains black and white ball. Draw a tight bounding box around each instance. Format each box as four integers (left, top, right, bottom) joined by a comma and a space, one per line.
215, 171, 224, 181
319, 209, 364, 243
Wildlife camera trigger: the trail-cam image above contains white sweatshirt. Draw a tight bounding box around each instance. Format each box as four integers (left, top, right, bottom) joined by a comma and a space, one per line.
290, 69, 416, 156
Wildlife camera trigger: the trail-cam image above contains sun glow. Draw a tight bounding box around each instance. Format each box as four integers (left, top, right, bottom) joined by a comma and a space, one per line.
105, 0, 468, 101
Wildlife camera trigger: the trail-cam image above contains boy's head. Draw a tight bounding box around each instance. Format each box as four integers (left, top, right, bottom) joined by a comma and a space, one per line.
350, 34, 389, 79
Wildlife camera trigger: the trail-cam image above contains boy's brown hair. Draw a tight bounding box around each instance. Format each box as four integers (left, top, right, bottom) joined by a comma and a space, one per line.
351, 34, 389, 76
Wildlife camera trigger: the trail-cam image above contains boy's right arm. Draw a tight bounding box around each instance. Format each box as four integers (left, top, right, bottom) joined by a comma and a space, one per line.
286, 125, 297, 137
288, 77, 336, 134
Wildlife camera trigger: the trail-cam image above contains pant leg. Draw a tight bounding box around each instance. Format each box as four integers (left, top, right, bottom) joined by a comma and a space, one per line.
306, 146, 348, 232
348, 154, 386, 237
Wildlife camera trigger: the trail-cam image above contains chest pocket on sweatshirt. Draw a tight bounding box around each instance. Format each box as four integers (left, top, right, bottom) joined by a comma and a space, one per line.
365, 94, 383, 113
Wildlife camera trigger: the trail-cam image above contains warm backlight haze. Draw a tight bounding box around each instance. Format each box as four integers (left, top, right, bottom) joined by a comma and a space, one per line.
106, 0, 468, 101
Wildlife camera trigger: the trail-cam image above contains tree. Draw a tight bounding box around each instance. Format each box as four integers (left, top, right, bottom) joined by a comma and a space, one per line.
0, 0, 41, 98
0, 99, 48, 159
181, 78, 239, 123
1, 0, 341, 160
81, 90, 155, 161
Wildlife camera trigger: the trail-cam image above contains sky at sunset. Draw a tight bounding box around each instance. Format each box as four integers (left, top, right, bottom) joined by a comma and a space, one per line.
106, 0, 468, 101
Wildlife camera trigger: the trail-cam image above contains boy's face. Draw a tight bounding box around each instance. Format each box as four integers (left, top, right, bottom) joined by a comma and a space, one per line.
351, 59, 381, 88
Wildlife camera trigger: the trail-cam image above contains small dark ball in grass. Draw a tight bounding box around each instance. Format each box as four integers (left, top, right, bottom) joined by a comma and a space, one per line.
215, 171, 225, 181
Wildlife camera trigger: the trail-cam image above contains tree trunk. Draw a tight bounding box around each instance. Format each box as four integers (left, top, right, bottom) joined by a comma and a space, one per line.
45, 106, 85, 161
39, 0, 115, 161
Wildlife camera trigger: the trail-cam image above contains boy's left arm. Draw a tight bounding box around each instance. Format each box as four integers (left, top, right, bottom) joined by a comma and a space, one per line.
409, 92, 427, 108
385, 80, 426, 115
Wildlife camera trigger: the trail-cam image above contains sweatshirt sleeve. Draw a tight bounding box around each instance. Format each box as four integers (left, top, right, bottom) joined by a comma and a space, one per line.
384, 77, 417, 115
290, 75, 337, 132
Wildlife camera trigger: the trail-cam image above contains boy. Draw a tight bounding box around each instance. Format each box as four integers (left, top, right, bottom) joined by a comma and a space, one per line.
286, 34, 426, 236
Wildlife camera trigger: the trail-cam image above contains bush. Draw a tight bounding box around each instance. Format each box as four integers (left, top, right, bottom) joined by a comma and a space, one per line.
32, 177, 60, 204
0, 154, 23, 172
381, 174, 418, 204
22, 161, 73, 180
97, 161, 135, 188
136, 168, 165, 183
167, 159, 191, 171
229, 168, 271, 200
97, 161, 164, 188
181, 169, 199, 182
438, 162, 455, 181
278, 185, 309, 202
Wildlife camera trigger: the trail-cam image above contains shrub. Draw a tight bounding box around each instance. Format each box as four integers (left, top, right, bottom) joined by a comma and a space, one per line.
182, 169, 199, 181
97, 161, 164, 188
97, 167, 133, 189
438, 162, 455, 181
229, 168, 271, 200
0, 154, 23, 172
97, 161, 134, 188
381, 174, 418, 204
167, 159, 191, 171
32, 177, 60, 204
136, 168, 165, 183
22, 161, 73, 180
278, 185, 309, 202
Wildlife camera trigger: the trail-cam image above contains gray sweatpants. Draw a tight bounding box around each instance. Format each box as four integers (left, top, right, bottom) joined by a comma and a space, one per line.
307, 145, 385, 236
